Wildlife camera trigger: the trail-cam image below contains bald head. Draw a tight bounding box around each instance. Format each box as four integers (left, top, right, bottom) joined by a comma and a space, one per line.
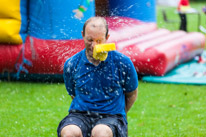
83, 17, 108, 38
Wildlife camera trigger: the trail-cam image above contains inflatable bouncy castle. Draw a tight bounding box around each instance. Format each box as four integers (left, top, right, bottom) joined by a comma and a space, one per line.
0, 0, 205, 81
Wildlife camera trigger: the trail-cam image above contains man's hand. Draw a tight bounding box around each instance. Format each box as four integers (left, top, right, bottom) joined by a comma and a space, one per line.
125, 88, 138, 113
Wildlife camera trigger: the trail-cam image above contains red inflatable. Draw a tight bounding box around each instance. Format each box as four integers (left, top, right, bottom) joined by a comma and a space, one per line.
0, 17, 205, 80
0, 38, 84, 74
0, 17, 157, 77
116, 29, 171, 51
119, 32, 205, 76
106, 17, 157, 42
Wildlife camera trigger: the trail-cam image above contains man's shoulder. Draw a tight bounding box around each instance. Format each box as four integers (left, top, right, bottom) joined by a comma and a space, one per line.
64, 50, 83, 68
111, 50, 131, 63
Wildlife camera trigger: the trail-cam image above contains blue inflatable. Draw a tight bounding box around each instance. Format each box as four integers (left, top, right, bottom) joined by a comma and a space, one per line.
28, 0, 95, 40
109, 0, 156, 22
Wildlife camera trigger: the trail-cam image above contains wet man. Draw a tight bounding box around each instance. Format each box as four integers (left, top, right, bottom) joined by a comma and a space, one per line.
57, 17, 138, 137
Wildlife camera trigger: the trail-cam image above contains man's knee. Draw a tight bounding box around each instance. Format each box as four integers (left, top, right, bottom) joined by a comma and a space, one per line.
91, 124, 113, 137
61, 125, 83, 137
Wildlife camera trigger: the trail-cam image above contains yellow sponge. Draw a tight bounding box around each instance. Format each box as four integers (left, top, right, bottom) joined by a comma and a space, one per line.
93, 43, 116, 61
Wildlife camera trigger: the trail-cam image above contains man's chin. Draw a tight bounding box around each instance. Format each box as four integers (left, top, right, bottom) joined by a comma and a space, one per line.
86, 51, 94, 59
89, 51, 93, 57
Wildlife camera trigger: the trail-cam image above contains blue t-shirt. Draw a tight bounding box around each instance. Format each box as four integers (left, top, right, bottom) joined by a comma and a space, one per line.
63, 48, 138, 121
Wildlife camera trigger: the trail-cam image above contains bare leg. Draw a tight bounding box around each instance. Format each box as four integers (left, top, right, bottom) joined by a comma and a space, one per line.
91, 124, 113, 137
61, 125, 83, 137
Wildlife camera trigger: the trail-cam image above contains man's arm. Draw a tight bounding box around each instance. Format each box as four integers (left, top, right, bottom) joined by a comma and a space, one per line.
63, 59, 76, 97
125, 88, 138, 113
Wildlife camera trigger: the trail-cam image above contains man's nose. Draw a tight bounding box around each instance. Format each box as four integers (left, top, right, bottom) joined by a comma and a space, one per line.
91, 41, 97, 48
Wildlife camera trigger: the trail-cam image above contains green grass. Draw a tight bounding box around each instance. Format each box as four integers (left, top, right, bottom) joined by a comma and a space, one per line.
128, 82, 206, 136
1, 2, 206, 137
0, 81, 206, 137
0, 82, 70, 137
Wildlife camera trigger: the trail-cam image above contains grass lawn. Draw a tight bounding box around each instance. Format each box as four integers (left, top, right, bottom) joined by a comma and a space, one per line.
0, 1, 206, 137
0, 81, 206, 137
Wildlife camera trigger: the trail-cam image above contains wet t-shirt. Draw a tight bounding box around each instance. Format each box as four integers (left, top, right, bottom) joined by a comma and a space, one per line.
63, 48, 138, 121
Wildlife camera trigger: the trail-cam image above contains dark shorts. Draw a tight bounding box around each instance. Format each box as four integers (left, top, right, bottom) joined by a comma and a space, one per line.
57, 110, 128, 137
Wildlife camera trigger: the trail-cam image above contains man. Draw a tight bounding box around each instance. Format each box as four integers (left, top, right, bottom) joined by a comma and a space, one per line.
57, 17, 138, 137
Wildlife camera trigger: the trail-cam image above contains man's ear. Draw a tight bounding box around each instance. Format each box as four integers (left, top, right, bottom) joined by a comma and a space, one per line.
81, 31, 84, 38
106, 34, 110, 40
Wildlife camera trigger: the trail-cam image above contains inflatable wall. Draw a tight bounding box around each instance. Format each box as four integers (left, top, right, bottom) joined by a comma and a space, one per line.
109, 0, 156, 22
28, 0, 95, 40
0, 0, 205, 81
0, 0, 28, 44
